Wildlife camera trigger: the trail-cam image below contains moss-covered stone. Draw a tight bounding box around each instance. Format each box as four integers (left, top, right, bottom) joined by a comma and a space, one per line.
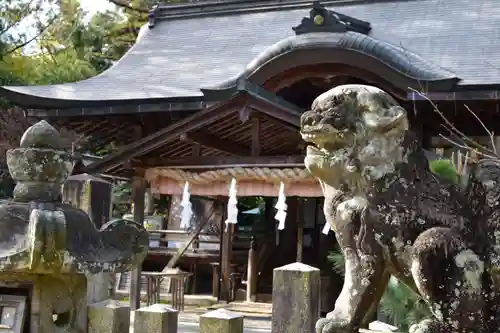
19, 120, 62, 149
200, 309, 244, 333
0, 120, 149, 333
272, 262, 320, 333
88, 300, 130, 333
132, 304, 178, 333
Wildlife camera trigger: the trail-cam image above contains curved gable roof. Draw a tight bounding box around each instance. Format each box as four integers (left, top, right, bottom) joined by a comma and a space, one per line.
2, 0, 500, 108
205, 31, 459, 93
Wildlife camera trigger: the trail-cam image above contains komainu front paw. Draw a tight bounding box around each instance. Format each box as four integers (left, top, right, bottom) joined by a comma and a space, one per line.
316, 317, 352, 333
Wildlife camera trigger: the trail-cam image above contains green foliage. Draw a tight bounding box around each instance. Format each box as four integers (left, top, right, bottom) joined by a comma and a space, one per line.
429, 159, 458, 184
326, 250, 346, 276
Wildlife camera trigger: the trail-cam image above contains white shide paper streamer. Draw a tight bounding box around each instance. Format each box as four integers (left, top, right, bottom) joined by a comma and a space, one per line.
225, 178, 239, 232
275, 182, 287, 230
180, 181, 193, 229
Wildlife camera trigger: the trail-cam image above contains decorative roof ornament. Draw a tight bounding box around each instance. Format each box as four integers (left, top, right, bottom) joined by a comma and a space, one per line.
292, 1, 371, 35
148, 4, 161, 28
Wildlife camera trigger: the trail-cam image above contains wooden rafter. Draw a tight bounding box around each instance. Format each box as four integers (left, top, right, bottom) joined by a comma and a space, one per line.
180, 131, 249, 156
84, 81, 304, 174
140, 155, 305, 168
85, 94, 246, 173
251, 115, 261, 156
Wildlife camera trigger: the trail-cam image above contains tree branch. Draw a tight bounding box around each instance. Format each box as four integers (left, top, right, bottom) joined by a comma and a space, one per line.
107, 0, 149, 13
0, 0, 36, 38
2, 14, 58, 57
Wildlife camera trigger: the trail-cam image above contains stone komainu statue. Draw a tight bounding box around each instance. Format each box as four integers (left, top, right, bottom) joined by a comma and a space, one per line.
300, 84, 500, 333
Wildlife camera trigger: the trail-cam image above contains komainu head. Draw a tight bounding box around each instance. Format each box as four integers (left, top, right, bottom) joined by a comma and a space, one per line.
300, 84, 409, 193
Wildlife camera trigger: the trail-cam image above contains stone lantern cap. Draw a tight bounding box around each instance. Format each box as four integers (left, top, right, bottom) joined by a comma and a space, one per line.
0, 120, 149, 274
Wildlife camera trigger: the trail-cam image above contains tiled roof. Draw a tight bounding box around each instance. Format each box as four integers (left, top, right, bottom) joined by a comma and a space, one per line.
3, 0, 500, 107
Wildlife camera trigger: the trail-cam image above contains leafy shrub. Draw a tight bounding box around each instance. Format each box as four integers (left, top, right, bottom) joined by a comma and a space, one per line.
429, 159, 458, 184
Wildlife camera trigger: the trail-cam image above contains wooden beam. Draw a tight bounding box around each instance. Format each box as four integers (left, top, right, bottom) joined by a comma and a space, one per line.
85, 94, 246, 173
181, 131, 250, 156
142, 155, 305, 168
251, 116, 261, 156
129, 175, 146, 311
250, 99, 300, 127
296, 198, 304, 263
258, 113, 298, 133
246, 237, 257, 302
220, 221, 234, 302
192, 143, 201, 156
241, 80, 303, 127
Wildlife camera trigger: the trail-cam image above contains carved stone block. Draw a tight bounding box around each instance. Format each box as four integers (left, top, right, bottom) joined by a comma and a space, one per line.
0, 120, 148, 333
88, 299, 130, 333
199, 309, 244, 333
132, 304, 178, 333
272, 262, 320, 333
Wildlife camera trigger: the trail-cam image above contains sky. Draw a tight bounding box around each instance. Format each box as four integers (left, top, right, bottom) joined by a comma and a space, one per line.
13, 0, 119, 54
80, 0, 117, 16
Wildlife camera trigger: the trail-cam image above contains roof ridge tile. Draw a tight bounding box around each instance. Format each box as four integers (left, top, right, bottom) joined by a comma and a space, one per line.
149, 0, 407, 22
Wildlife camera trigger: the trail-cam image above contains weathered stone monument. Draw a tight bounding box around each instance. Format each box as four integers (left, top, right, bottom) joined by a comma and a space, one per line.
88, 300, 130, 333
200, 309, 244, 333
300, 84, 500, 333
0, 120, 149, 333
132, 303, 178, 333
271, 262, 320, 333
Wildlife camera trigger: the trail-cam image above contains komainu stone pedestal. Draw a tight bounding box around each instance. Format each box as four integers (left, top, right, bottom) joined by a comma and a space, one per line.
88, 300, 130, 333
200, 309, 244, 333
272, 262, 320, 333
132, 304, 178, 333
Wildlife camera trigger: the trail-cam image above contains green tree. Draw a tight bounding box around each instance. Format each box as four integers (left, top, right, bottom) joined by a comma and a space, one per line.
0, 0, 58, 59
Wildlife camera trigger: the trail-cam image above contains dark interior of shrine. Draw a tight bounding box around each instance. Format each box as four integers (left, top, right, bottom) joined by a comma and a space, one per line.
276, 76, 372, 110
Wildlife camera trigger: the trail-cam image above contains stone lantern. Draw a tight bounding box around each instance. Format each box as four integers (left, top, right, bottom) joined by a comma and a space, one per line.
0, 121, 149, 333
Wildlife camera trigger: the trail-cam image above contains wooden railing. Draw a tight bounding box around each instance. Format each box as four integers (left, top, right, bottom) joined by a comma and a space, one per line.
147, 229, 252, 259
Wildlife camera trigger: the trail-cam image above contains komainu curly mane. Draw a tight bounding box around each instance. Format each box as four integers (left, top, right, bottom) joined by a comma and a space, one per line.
301, 84, 500, 333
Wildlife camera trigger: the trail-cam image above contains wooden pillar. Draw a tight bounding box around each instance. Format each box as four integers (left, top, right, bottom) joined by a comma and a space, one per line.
296, 199, 304, 263
130, 174, 146, 311
246, 236, 257, 302
220, 220, 234, 302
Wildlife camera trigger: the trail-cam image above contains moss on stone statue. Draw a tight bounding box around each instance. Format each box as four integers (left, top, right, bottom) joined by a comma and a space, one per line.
81, 180, 91, 213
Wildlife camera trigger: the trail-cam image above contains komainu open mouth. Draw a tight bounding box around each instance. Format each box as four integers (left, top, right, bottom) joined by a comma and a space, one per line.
300, 125, 349, 153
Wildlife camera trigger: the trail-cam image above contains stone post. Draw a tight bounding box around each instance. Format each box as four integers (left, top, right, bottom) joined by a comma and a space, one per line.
272, 262, 320, 333
88, 300, 130, 333
200, 309, 244, 333
132, 304, 178, 333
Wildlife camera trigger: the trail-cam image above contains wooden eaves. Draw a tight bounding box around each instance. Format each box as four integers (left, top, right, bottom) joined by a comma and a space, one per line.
84, 79, 305, 175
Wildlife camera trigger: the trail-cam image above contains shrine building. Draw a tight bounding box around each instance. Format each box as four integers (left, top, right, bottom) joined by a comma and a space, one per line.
3, 0, 500, 312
